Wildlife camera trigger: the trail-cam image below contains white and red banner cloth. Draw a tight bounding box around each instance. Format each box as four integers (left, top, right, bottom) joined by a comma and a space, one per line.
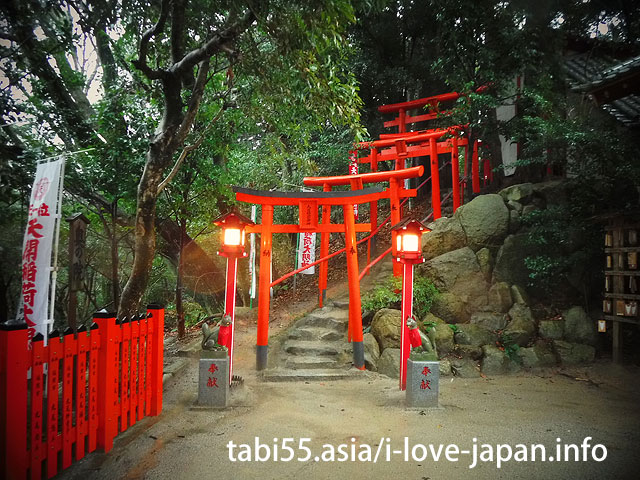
348, 150, 359, 219
248, 205, 257, 299
297, 231, 316, 275
18, 159, 63, 340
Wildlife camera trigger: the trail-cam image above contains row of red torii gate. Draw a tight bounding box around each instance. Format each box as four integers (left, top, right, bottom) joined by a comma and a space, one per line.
215, 88, 493, 379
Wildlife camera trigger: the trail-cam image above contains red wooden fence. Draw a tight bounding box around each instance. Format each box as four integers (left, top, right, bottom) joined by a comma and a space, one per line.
0, 305, 164, 479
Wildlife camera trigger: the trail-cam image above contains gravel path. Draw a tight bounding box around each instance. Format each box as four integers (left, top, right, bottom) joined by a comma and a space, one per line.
59, 321, 640, 480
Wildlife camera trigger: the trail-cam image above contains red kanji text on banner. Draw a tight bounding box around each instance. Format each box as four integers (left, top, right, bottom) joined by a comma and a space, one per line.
18, 159, 63, 341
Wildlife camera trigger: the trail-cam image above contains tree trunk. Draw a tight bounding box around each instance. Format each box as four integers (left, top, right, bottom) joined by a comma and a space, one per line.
176, 219, 186, 338
118, 154, 167, 317
118, 6, 254, 317
0, 275, 11, 322
111, 199, 120, 309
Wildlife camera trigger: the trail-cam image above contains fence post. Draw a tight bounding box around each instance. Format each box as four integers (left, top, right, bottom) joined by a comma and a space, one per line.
0, 323, 29, 480
95, 311, 118, 452
147, 305, 164, 416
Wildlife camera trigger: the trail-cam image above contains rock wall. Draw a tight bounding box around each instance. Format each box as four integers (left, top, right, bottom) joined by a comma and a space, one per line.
367, 180, 598, 378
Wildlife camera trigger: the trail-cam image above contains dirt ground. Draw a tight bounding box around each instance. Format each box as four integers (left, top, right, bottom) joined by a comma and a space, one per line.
59, 301, 640, 480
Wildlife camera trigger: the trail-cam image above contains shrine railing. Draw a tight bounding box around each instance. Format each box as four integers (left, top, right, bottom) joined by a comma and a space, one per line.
0, 306, 164, 480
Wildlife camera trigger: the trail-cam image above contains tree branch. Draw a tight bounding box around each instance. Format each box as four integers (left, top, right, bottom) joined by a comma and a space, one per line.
157, 85, 227, 194
174, 59, 211, 143
131, 0, 171, 80
170, 0, 186, 65
171, 8, 255, 76
3, 0, 96, 145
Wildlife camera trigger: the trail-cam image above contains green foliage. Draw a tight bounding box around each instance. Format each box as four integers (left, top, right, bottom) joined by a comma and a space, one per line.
497, 332, 521, 363
182, 301, 209, 329
0, 0, 374, 321
448, 324, 459, 334
165, 300, 209, 330
423, 320, 437, 334
522, 206, 583, 293
413, 276, 440, 319
361, 276, 402, 314
3, 0, 640, 323
361, 275, 439, 319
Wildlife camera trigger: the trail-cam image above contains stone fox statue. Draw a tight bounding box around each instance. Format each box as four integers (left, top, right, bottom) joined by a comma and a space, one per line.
201, 314, 232, 350
407, 316, 435, 353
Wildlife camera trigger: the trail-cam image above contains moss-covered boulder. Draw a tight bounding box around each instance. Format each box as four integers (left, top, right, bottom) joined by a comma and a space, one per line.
363, 333, 380, 371
377, 348, 400, 378
518, 343, 557, 368
427, 323, 455, 356
481, 345, 521, 375
454, 324, 498, 347
499, 183, 534, 204
450, 357, 481, 377
422, 216, 467, 260
562, 306, 597, 346
420, 247, 489, 323
493, 234, 536, 287
455, 194, 510, 251
370, 308, 402, 351
538, 319, 564, 340
504, 303, 536, 346
488, 282, 513, 313
470, 312, 508, 331
553, 340, 595, 365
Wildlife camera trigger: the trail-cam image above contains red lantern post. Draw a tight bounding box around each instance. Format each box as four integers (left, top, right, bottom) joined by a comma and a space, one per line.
213, 212, 254, 384
392, 219, 428, 390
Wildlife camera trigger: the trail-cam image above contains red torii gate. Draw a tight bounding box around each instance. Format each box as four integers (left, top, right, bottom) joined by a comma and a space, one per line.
353, 87, 492, 215
303, 165, 424, 284
234, 186, 388, 371
377, 86, 488, 133
232, 88, 493, 373
356, 128, 464, 220
355, 127, 490, 211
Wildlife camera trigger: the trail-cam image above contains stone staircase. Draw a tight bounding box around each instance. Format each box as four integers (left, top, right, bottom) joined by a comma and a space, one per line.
261, 298, 365, 381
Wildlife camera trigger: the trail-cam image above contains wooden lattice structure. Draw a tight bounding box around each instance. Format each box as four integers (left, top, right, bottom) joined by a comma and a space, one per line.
603, 214, 640, 362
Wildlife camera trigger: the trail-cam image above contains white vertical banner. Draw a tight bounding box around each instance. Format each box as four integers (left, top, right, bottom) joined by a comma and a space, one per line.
496, 75, 522, 177
19, 158, 64, 341
404, 158, 412, 209
348, 150, 359, 219
248, 205, 257, 299
297, 231, 316, 275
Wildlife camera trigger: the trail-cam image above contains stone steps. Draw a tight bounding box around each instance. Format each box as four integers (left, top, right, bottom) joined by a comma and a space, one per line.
283, 340, 345, 357
285, 355, 345, 370
287, 327, 343, 342
261, 368, 363, 382
263, 299, 359, 381
296, 309, 348, 330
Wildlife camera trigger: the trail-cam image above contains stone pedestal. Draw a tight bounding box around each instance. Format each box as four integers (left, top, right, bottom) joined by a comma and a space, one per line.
198, 350, 229, 408
406, 358, 439, 408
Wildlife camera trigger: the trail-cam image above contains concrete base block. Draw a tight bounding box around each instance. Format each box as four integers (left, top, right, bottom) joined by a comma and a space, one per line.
198, 350, 229, 408
406, 359, 439, 408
